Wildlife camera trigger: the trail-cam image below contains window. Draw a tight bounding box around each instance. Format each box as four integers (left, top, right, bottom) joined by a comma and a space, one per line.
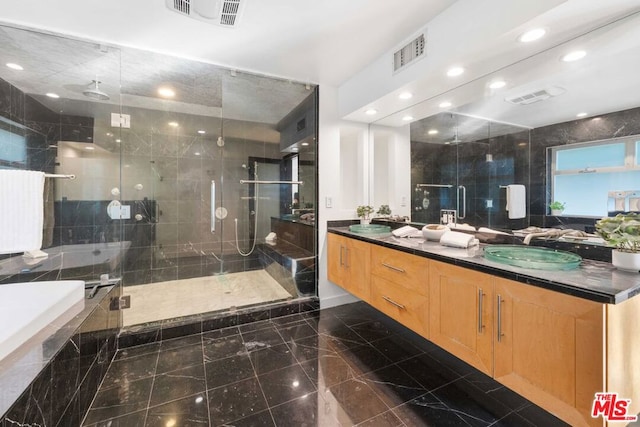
550, 135, 640, 217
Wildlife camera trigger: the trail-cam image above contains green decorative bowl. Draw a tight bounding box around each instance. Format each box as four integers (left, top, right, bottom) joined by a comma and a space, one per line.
484, 245, 582, 270
348, 224, 392, 235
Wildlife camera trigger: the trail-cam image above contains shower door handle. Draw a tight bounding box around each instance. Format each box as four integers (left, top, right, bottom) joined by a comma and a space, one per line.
211, 180, 215, 233
457, 185, 466, 219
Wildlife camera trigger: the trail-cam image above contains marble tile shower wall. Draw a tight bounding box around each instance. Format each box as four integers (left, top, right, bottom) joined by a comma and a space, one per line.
411, 106, 640, 231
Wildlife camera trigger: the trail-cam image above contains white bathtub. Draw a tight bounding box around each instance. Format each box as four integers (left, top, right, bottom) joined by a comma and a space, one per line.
0, 280, 85, 362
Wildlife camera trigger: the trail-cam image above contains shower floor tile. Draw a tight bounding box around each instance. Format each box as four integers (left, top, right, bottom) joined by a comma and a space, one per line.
84, 302, 570, 427
122, 270, 293, 326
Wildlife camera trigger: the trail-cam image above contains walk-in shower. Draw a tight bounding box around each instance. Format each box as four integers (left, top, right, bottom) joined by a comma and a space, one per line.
0, 24, 318, 328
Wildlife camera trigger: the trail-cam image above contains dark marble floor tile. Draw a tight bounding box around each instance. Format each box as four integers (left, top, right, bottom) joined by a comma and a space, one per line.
338, 344, 392, 376
327, 378, 389, 424
145, 393, 209, 427
349, 321, 397, 342
225, 409, 275, 427
239, 319, 274, 333
83, 377, 153, 425
427, 346, 478, 378
430, 378, 513, 427
205, 353, 255, 389
277, 321, 317, 342
241, 325, 285, 348
399, 329, 441, 354
270, 392, 320, 427
208, 377, 268, 426
248, 343, 298, 375
156, 343, 204, 374
160, 334, 203, 351
83, 409, 146, 427
396, 353, 462, 392
114, 342, 161, 361
363, 365, 428, 408
393, 392, 471, 426
271, 313, 306, 326
371, 335, 424, 363
490, 412, 536, 427
100, 352, 158, 390
285, 335, 338, 364
517, 404, 571, 427
257, 364, 316, 407
203, 334, 246, 362
320, 326, 368, 351
202, 326, 240, 340
150, 364, 206, 407
355, 410, 404, 427
464, 371, 532, 412
300, 353, 357, 389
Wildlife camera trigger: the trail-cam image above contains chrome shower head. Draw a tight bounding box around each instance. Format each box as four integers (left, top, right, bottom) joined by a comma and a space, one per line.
82, 80, 110, 101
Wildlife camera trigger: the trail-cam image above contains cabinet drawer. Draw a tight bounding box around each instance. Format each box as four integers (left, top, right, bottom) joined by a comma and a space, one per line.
371, 246, 428, 295
370, 275, 429, 338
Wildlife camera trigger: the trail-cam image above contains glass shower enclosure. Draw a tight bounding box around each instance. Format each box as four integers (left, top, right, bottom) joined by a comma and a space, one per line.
0, 24, 318, 327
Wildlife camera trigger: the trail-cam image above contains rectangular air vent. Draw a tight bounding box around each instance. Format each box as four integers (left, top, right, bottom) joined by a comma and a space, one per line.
393, 34, 426, 73
506, 86, 566, 106
173, 0, 190, 15
166, 0, 244, 27
220, 0, 241, 26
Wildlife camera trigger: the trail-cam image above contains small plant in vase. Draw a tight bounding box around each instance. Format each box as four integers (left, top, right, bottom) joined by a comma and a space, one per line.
549, 201, 566, 216
356, 205, 374, 225
596, 213, 640, 273
376, 204, 392, 218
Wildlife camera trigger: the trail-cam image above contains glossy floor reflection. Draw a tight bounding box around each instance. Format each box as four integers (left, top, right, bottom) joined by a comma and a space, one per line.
84, 302, 569, 426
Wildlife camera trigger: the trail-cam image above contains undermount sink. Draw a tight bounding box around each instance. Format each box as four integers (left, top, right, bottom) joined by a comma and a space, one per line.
348, 224, 391, 235
484, 245, 582, 270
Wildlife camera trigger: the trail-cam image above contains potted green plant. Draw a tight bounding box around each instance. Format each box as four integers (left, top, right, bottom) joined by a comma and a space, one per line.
595, 213, 640, 273
549, 201, 566, 216
356, 205, 374, 225
376, 204, 391, 217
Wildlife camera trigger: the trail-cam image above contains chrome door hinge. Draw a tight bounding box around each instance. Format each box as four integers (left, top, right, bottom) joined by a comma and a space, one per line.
110, 295, 131, 310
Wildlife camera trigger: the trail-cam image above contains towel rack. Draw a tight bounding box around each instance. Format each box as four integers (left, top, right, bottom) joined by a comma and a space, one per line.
45, 173, 76, 180
240, 180, 303, 185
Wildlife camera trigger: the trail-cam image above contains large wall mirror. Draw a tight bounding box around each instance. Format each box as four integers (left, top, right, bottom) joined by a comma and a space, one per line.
369, 9, 640, 232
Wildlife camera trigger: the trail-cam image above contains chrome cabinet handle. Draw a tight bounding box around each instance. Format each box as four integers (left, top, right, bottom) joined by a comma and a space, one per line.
210, 180, 216, 233
382, 296, 406, 310
478, 289, 484, 333
382, 262, 406, 273
497, 294, 503, 342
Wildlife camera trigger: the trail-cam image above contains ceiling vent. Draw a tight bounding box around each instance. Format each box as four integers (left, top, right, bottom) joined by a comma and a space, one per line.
393, 34, 426, 73
505, 86, 566, 105
166, 0, 245, 28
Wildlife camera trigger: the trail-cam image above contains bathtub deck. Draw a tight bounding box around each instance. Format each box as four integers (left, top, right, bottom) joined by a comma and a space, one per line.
122, 270, 294, 326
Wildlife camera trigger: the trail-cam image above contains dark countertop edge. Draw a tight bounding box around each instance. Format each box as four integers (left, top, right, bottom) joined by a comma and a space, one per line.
272, 216, 315, 227
328, 228, 625, 304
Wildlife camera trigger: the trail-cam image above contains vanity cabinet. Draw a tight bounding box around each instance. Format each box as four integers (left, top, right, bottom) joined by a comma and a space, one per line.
327, 233, 370, 300
429, 260, 494, 375
370, 246, 429, 338
493, 277, 603, 427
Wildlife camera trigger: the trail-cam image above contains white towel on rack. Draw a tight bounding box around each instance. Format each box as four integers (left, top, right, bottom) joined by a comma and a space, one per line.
506, 184, 526, 219
439, 231, 479, 249
0, 170, 45, 254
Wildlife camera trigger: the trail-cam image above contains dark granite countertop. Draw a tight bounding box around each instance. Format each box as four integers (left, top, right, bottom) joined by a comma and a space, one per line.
328, 227, 640, 304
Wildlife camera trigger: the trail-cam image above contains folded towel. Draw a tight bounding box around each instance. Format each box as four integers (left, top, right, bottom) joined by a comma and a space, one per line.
392, 225, 421, 237
440, 231, 479, 249
451, 223, 476, 231
0, 170, 45, 254
506, 184, 526, 219
478, 227, 511, 236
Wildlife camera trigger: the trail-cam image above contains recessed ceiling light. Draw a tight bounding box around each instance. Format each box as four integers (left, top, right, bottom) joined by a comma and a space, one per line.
489, 80, 506, 89
106, 132, 113, 137
194, 152, 201, 156
158, 87, 175, 98
46, 93, 60, 99
439, 101, 452, 108
85, 146, 95, 150
576, 112, 588, 118
301, 142, 309, 146
446, 66, 465, 77
399, 92, 413, 100
402, 115, 413, 121
6, 63, 23, 70
518, 28, 546, 43
115, 139, 121, 143
428, 129, 439, 135
197, 130, 206, 134
561, 50, 586, 62
592, 117, 602, 121
365, 109, 377, 115
291, 147, 299, 152
168, 121, 179, 127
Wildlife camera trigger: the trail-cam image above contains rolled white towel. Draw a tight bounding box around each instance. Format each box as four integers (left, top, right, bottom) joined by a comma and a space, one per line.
440, 231, 479, 249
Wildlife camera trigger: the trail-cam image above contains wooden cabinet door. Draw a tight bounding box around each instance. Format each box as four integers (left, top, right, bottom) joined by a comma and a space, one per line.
327, 233, 346, 286
343, 238, 371, 301
371, 245, 429, 295
429, 260, 494, 375
370, 275, 429, 338
493, 278, 604, 427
